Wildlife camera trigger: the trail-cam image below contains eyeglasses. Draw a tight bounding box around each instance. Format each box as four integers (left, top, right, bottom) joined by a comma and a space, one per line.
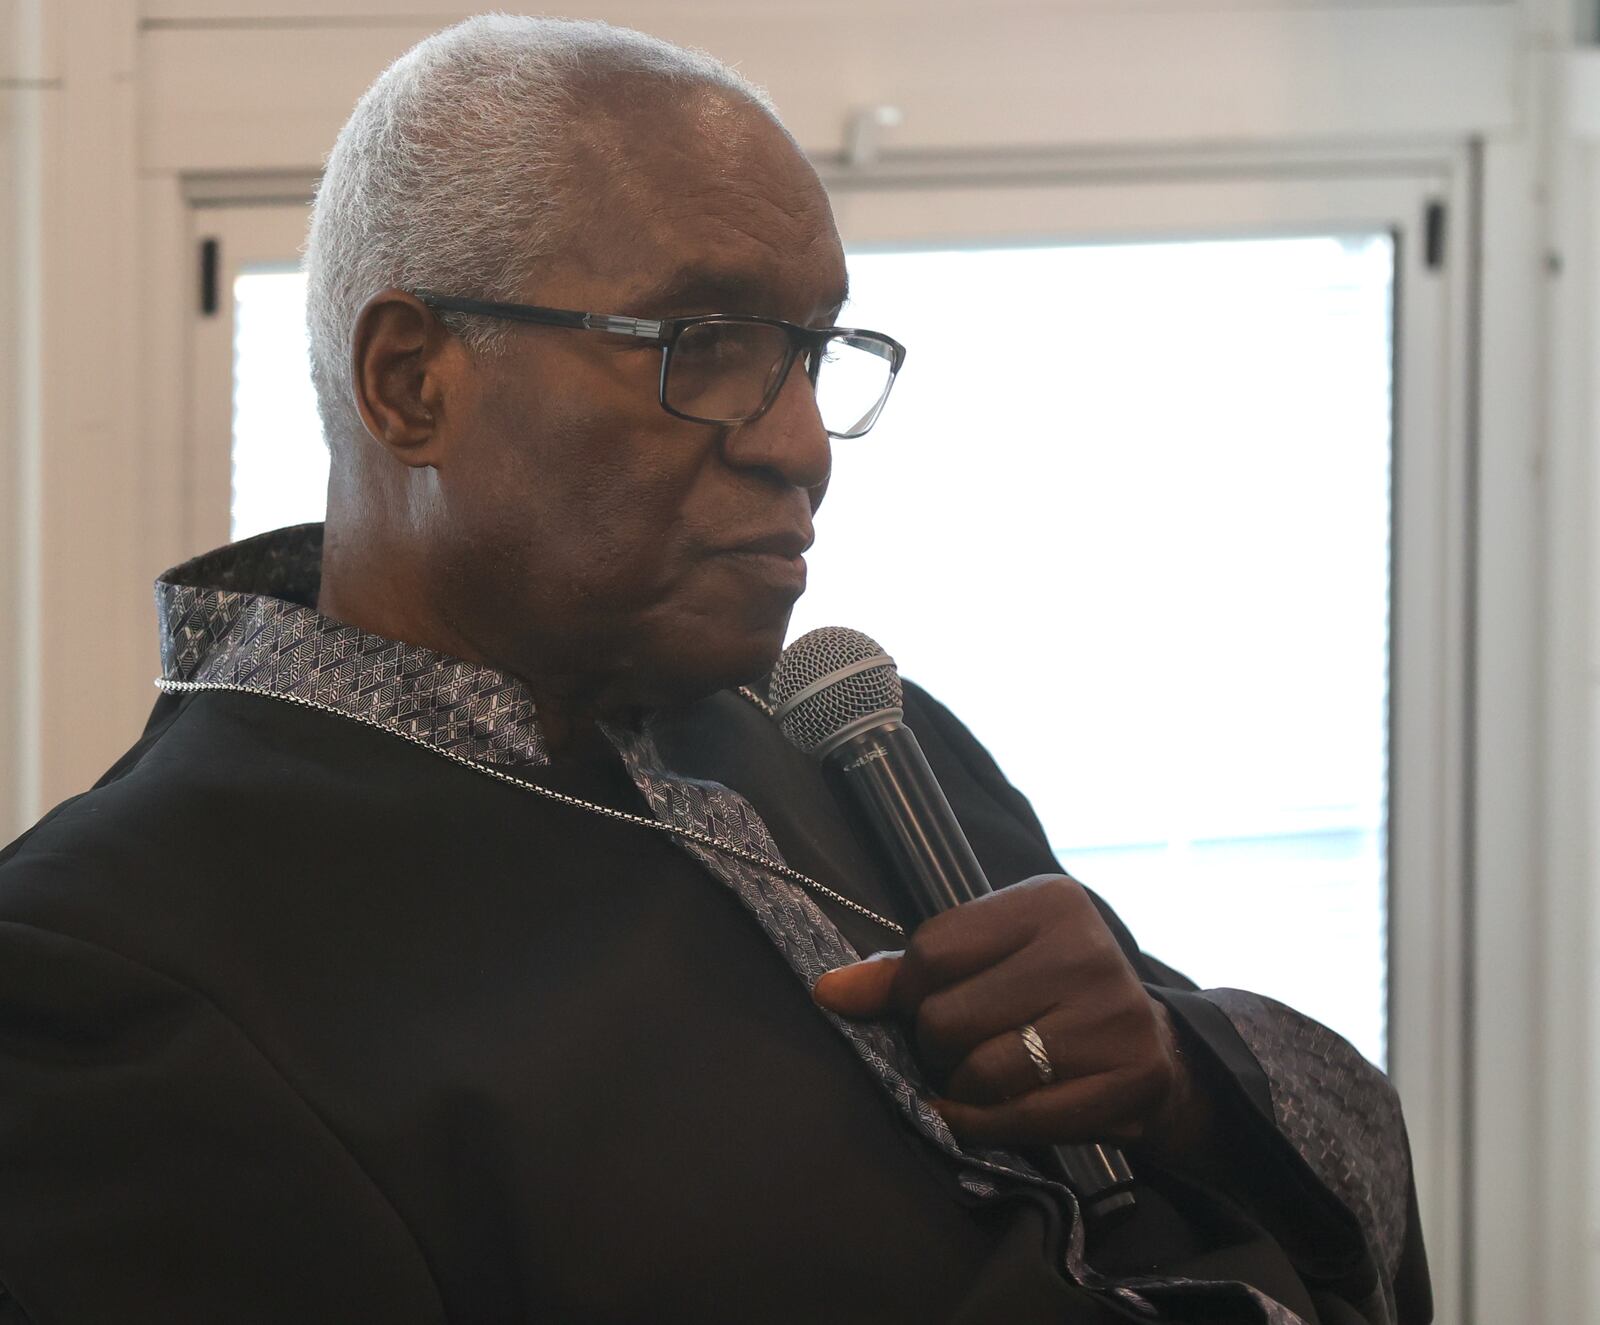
413, 291, 906, 440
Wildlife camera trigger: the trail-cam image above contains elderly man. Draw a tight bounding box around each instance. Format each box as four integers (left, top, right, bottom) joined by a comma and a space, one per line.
0, 16, 1428, 1325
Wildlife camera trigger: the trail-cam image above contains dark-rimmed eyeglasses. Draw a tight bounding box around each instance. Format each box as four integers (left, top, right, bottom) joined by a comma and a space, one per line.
412, 291, 906, 440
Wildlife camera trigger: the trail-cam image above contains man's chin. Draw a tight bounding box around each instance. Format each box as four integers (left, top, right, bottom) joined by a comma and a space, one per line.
643, 615, 792, 708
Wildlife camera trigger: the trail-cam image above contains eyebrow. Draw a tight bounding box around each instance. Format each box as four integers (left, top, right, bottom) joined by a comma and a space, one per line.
624, 267, 850, 322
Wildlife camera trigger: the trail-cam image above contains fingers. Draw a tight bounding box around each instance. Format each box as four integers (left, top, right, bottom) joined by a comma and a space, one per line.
939, 999, 1164, 1105
934, 1064, 1168, 1147
887, 875, 1087, 1010
811, 951, 903, 1017
907, 942, 1063, 1070
937, 1004, 1183, 1149
941, 1017, 1061, 1106
813, 876, 1133, 1059
811, 874, 1197, 1153
811, 875, 1081, 1021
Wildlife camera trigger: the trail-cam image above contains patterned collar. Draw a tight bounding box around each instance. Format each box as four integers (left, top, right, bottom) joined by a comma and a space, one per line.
155, 523, 550, 769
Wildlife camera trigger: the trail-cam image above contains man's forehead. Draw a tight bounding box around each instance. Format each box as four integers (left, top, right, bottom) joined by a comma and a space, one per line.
622, 262, 850, 319
554, 82, 845, 316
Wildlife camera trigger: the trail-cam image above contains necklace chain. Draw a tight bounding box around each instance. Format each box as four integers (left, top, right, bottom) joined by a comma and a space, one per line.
154, 678, 905, 939
736, 684, 776, 718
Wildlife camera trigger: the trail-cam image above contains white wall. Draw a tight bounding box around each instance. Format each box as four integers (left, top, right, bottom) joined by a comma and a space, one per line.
1543, 35, 1600, 1316
0, 0, 45, 841
0, 2, 147, 841
0, 88, 20, 841
141, 4, 1519, 173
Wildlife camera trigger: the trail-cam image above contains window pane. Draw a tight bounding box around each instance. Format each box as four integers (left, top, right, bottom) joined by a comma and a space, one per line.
789, 237, 1392, 1068
231, 268, 325, 542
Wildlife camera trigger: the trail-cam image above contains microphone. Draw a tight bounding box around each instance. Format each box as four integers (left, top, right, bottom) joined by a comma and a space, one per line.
769, 626, 1137, 1225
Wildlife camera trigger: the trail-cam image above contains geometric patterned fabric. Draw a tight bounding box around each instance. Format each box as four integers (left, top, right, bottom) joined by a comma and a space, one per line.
158, 524, 548, 769
1204, 989, 1409, 1324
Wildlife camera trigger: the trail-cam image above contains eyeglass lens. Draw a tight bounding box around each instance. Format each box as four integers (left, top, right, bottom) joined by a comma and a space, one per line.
666, 321, 793, 424
813, 332, 899, 439
664, 321, 896, 438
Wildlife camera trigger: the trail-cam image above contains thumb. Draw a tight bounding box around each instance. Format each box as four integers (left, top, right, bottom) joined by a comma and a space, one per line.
812, 951, 903, 1018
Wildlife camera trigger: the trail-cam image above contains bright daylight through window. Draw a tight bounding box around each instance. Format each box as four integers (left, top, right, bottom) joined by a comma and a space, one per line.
231, 234, 1394, 1067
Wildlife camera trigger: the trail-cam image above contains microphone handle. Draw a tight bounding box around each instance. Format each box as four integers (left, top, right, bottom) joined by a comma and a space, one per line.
826, 721, 1136, 1226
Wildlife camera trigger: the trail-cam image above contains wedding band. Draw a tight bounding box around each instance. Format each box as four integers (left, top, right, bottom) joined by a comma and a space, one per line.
1018, 1023, 1055, 1086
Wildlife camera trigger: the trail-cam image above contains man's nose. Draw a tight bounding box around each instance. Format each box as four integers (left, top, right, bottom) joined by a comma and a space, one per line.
720, 358, 832, 491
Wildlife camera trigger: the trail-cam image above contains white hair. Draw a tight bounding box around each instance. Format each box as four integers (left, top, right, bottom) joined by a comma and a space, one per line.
304, 14, 779, 450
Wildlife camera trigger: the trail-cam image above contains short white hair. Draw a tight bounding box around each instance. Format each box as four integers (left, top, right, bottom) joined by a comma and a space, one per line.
304, 14, 778, 450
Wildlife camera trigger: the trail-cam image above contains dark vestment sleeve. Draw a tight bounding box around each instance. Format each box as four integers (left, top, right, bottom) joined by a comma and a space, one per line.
899, 680, 1433, 1325
0, 915, 446, 1325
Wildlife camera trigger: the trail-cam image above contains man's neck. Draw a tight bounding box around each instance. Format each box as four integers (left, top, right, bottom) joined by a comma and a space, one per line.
318, 526, 628, 760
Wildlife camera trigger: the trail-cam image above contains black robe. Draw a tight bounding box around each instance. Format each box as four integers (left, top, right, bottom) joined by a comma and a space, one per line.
0, 676, 1429, 1323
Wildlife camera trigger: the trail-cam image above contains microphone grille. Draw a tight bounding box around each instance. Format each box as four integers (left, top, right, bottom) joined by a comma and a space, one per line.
768, 626, 903, 756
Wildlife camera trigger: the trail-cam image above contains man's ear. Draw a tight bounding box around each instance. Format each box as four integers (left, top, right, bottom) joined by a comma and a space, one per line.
349, 289, 458, 467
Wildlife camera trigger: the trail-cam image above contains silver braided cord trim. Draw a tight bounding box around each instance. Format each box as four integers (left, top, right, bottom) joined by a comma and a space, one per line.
735, 685, 776, 718
150, 675, 1333, 1325
154, 681, 1097, 1253
153, 678, 904, 939
151, 680, 1117, 1299
143, 531, 1351, 1323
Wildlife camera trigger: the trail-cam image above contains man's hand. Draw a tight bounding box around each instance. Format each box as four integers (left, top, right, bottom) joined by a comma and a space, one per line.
811, 874, 1215, 1161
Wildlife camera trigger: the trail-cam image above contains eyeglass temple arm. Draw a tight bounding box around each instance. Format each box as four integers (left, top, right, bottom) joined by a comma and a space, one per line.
412, 291, 667, 342
581, 312, 666, 340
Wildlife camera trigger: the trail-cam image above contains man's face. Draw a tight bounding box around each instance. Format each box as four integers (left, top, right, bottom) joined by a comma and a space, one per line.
430, 88, 848, 714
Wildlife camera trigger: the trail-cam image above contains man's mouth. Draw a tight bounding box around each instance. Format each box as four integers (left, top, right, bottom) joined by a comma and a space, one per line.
713, 530, 812, 593
722, 530, 813, 560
